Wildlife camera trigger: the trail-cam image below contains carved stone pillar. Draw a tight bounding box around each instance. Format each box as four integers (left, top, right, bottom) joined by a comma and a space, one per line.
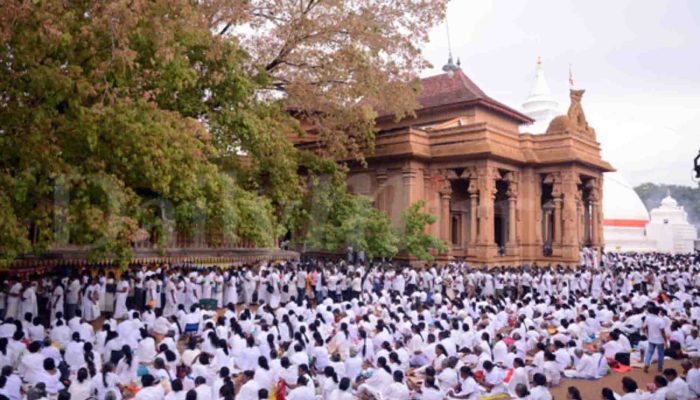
439, 182, 452, 248
561, 171, 579, 246
576, 188, 584, 246
402, 165, 417, 209
508, 198, 517, 245
533, 172, 543, 246
477, 168, 497, 246
591, 201, 599, 244
589, 182, 600, 246
552, 184, 562, 246
505, 173, 518, 246
468, 180, 478, 245
375, 168, 387, 212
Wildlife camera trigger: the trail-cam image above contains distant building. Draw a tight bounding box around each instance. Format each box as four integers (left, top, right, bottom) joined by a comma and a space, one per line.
645, 191, 698, 254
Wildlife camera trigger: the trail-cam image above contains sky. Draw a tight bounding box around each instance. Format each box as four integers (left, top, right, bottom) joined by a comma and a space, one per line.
421, 0, 700, 187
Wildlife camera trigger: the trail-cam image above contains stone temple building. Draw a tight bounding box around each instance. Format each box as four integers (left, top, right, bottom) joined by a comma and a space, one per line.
339, 61, 614, 265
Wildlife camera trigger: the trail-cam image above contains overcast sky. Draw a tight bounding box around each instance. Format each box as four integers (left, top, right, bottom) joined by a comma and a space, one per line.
421, 0, 700, 187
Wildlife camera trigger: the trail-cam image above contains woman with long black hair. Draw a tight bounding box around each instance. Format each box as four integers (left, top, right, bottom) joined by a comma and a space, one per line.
91, 362, 121, 400
253, 356, 274, 393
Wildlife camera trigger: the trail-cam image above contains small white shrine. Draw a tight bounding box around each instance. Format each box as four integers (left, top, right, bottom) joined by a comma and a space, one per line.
645, 191, 698, 254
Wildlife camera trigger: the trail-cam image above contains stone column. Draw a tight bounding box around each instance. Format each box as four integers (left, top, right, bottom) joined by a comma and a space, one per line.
561, 170, 580, 261
402, 165, 417, 209
576, 196, 584, 246
589, 183, 600, 246
468, 180, 478, 245
375, 168, 387, 212
505, 174, 518, 247
553, 192, 562, 246
439, 183, 452, 247
561, 171, 579, 245
508, 197, 517, 244
532, 171, 543, 246
590, 200, 599, 245
477, 169, 497, 246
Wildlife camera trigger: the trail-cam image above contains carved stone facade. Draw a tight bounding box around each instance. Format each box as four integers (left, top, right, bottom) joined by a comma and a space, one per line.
296, 69, 614, 265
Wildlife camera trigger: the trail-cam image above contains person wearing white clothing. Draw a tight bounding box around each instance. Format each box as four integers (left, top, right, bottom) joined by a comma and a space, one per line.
687, 359, 700, 398
236, 371, 262, 400
328, 377, 354, 400
69, 368, 93, 400
528, 374, 553, 400
134, 375, 166, 400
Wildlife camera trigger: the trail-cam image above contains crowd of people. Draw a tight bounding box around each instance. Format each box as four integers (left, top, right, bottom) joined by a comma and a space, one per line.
0, 251, 698, 400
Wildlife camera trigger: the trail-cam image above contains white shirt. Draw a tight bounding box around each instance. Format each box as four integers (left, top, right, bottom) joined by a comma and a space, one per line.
687, 367, 700, 397
644, 315, 666, 344
134, 385, 165, 400
236, 380, 261, 400
287, 385, 315, 400
530, 385, 553, 400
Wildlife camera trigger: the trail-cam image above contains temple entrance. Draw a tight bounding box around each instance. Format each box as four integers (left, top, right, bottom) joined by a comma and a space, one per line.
541, 181, 554, 255
494, 215, 504, 247
449, 179, 471, 251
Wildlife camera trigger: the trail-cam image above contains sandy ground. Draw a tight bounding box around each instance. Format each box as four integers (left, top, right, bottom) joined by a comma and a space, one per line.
549, 359, 682, 400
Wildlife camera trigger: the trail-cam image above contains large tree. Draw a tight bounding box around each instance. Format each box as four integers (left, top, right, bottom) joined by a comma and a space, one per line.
0, 0, 279, 264
0, 0, 447, 265
203, 0, 448, 160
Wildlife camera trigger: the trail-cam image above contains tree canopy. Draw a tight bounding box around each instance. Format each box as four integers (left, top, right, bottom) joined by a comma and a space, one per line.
0, 0, 447, 265
400, 200, 448, 261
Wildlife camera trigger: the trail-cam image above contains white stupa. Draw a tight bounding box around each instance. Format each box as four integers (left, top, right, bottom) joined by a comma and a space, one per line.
645, 191, 698, 254
520, 57, 560, 133
519, 58, 656, 252
601, 172, 656, 252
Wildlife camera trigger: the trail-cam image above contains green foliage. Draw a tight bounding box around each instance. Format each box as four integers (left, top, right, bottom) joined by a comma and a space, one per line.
634, 183, 700, 228
302, 182, 399, 260
400, 200, 448, 261
0, 0, 278, 265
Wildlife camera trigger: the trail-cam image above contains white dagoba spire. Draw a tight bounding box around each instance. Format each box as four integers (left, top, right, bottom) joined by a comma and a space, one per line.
520, 57, 560, 133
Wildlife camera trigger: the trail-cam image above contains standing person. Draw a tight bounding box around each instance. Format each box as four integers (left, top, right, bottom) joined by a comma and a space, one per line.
50, 279, 65, 324
97, 271, 107, 316
5, 279, 22, 321
643, 305, 668, 373
82, 278, 100, 322
295, 268, 307, 305
214, 271, 224, 308
163, 276, 179, 318
145, 276, 159, 312
224, 271, 238, 307
134, 267, 146, 312
242, 269, 255, 305
20, 282, 38, 321
65, 276, 81, 320
114, 276, 130, 320
104, 272, 116, 317
267, 270, 281, 309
